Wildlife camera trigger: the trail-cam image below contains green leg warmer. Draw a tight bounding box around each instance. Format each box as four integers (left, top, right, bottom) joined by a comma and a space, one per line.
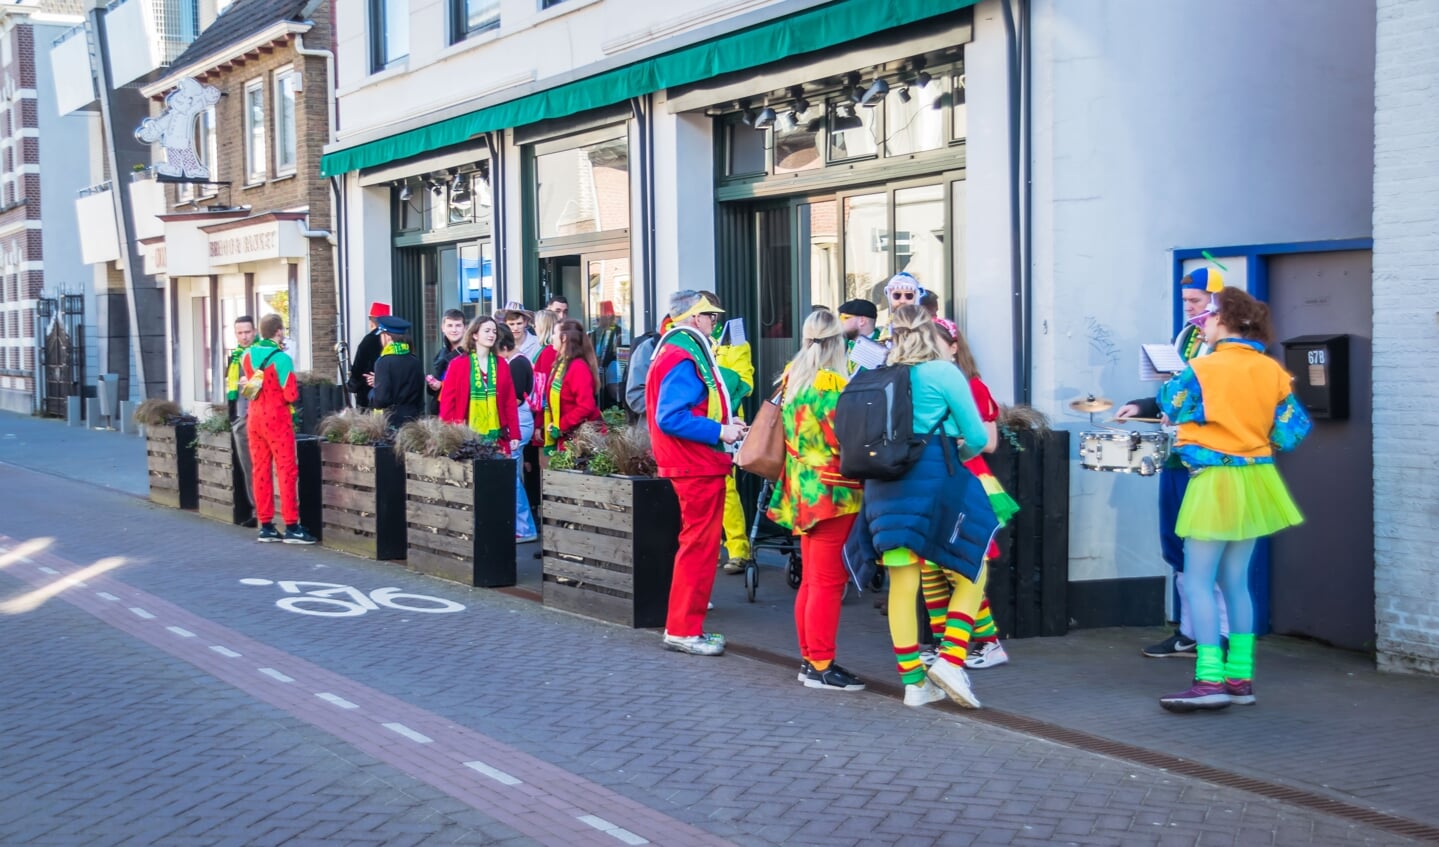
1195, 644, 1225, 683
1225, 632, 1256, 681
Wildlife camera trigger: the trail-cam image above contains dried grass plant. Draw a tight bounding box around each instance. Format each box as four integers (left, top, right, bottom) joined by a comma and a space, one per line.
998, 404, 1052, 434
133, 398, 192, 427
293, 370, 336, 386
319, 408, 393, 445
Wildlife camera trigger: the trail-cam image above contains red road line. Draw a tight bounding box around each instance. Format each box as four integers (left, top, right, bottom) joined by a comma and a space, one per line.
0, 536, 732, 847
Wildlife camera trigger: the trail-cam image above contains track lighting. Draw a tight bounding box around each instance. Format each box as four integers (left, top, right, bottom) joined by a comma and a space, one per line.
450, 173, 472, 210
752, 107, 777, 130
831, 104, 863, 133
897, 87, 911, 104
858, 79, 889, 108
776, 110, 798, 133
739, 100, 756, 126
398, 183, 412, 202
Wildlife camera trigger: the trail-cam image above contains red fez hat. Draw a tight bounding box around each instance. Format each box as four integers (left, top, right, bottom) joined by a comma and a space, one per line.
369, 302, 391, 318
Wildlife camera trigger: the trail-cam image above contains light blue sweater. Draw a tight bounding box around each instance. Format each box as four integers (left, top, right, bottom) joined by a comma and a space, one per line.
908, 360, 988, 461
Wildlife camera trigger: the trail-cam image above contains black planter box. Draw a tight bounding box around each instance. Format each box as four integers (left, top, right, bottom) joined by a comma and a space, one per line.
146, 422, 198, 510
404, 455, 516, 587
987, 428, 1071, 639
296, 384, 348, 436
321, 442, 407, 560
540, 470, 679, 628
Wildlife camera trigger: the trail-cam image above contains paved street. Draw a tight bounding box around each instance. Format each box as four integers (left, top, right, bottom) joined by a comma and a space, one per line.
0, 414, 1434, 846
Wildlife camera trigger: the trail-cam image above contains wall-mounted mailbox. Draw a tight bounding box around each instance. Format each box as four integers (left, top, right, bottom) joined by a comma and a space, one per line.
1281, 334, 1349, 420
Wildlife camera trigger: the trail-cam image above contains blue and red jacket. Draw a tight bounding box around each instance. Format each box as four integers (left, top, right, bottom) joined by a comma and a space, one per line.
645, 328, 732, 479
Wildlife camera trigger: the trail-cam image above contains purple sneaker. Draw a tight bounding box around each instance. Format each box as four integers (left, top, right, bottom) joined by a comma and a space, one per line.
1225, 678, 1256, 705
1159, 680, 1231, 712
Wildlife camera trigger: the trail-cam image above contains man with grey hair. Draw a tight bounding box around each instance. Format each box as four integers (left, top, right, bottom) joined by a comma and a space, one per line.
646, 289, 748, 655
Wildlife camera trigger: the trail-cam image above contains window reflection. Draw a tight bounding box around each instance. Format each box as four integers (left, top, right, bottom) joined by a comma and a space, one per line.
774, 115, 822, 174
727, 118, 766, 176
843, 193, 887, 315
885, 76, 947, 157
828, 100, 877, 161
536, 135, 630, 239
894, 184, 946, 316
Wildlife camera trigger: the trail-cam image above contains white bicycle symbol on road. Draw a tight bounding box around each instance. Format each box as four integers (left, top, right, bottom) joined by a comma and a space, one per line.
240, 579, 466, 617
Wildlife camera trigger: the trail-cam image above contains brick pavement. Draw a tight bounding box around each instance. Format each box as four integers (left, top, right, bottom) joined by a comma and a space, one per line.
0, 453, 1425, 846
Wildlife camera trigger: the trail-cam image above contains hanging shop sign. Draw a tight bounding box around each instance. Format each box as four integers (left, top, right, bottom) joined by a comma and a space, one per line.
135, 79, 222, 181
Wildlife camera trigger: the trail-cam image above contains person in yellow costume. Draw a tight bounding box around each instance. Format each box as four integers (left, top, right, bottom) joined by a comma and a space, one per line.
713, 315, 755, 575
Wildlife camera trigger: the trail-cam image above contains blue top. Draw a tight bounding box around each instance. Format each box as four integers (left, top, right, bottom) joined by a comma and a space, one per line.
655, 362, 723, 445
909, 360, 988, 460
1158, 338, 1311, 468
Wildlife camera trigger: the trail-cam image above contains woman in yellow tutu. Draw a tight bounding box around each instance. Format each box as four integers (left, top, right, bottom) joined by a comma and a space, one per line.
1156, 286, 1311, 712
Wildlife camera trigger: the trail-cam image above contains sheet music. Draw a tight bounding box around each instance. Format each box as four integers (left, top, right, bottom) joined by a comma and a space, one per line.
1140, 343, 1186, 381
723, 318, 746, 346
848, 336, 888, 371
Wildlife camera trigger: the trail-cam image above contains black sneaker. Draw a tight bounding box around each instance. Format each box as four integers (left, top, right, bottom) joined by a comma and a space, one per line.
282, 526, 318, 545
804, 664, 866, 691
1142, 632, 1197, 658
797, 660, 812, 682
257, 523, 282, 543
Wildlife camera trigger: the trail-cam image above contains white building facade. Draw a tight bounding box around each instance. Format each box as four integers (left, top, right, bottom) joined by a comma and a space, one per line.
325, 0, 1430, 669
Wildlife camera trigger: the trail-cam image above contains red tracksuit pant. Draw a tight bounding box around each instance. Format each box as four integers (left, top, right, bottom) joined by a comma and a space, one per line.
248, 411, 299, 526
666, 474, 727, 637
794, 512, 857, 664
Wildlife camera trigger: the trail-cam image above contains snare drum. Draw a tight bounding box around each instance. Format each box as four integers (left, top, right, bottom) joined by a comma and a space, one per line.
1079, 430, 1172, 476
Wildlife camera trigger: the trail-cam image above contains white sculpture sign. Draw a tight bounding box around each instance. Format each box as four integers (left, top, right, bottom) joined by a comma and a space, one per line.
135, 78, 222, 180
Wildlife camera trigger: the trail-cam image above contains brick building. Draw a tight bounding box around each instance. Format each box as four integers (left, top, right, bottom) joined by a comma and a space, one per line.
0, 1, 89, 414
132, 0, 336, 411
1372, 0, 1439, 676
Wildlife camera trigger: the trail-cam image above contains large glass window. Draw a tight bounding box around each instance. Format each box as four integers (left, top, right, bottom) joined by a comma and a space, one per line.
243, 80, 266, 183
458, 242, 495, 313
451, 0, 499, 41
535, 134, 629, 239
827, 99, 877, 162
726, 117, 766, 177
884, 76, 948, 157
842, 193, 887, 310
371, 0, 409, 71
274, 68, 298, 175
774, 115, 822, 174
894, 184, 946, 313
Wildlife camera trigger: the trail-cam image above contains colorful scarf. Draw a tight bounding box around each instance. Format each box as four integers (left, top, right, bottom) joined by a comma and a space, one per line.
467, 350, 501, 440
654, 326, 730, 426
543, 356, 569, 455
1179, 324, 1205, 363
381, 342, 410, 356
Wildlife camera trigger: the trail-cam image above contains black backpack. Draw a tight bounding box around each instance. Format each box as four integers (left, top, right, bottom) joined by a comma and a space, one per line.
835, 364, 946, 481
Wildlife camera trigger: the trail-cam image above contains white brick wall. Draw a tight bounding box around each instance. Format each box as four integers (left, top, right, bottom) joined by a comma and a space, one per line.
1373, 0, 1439, 676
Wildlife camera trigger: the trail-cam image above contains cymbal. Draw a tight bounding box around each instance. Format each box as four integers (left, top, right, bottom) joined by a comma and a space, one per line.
1068, 395, 1114, 414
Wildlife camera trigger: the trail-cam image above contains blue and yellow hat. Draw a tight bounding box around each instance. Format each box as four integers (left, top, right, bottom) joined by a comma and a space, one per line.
1181, 267, 1224, 293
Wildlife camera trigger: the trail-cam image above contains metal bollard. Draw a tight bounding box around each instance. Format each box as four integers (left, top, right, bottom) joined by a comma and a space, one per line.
85, 397, 103, 429
118, 400, 137, 435
67, 396, 83, 427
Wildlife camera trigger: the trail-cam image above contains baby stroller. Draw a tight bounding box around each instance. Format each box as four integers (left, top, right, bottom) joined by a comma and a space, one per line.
741, 476, 802, 602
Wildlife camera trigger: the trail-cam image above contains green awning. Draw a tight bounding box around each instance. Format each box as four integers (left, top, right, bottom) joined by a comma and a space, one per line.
321, 0, 978, 177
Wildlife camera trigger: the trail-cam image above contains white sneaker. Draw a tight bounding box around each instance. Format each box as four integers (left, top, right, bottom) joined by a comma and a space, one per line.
662, 631, 725, 656
926, 659, 982, 709
965, 640, 1009, 670
919, 644, 940, 667
903, 679, 947, 707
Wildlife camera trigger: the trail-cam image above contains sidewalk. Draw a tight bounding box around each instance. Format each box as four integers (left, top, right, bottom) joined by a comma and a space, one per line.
5, 410, 1437, 840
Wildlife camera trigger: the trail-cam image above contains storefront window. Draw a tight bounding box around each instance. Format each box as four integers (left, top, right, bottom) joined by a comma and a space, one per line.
951, 74, 967, 142
774, 115, 823, 174
843, 193, 887, 311
535, 134, 629, 239
827, 100, 877, 162
458, 241, 494, 313
726, 117, 766, 177
885, 76, 948, 157
894, 184, 946, 313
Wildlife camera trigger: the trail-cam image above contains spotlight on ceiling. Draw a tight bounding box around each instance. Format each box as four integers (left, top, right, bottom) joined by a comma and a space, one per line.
449, 174, 472, 209
398, 183, 412, 202
739, 100, 756, 126
753, 107, 777, 130
915, 70, 932, 89
896, 87, 911, 104
787, 86, 810, 116
858, 79, 889, 108
776, 110, 798, 133
831, 104, 863, 133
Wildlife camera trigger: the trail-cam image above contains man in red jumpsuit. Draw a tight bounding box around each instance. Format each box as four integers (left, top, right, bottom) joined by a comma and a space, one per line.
645, 290, 748, 655
241, 314, 317, 544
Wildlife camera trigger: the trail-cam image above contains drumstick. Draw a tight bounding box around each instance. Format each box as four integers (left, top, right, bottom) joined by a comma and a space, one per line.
1108, 417, 1163, 423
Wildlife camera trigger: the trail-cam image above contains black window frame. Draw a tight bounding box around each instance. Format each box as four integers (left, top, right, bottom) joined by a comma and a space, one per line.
450, 0, 501, 44
370, 0, 409, 73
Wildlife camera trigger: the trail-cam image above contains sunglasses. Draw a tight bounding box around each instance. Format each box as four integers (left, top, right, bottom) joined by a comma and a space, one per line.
890, 291, 916, 301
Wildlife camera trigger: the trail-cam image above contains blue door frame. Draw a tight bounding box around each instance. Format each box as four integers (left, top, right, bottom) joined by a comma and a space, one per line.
1169, 238, 1371, 635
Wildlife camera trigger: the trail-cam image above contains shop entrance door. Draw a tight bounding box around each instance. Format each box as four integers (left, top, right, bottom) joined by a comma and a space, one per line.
1267, 249, 1374, 651
751, 199, 839, 390
538, 249, 632, 408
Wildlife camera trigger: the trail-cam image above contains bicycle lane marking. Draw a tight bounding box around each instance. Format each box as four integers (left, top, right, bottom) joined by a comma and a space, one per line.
0, 537, 732, 847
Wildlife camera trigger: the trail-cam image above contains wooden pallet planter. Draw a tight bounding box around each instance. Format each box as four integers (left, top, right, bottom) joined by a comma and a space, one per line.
146, 422, 198, 510
404, 455, 516, 586
321, 442, 407, 560
987, 428, 1071, 639
196, 429, 249, 524
540, 470, 679, 628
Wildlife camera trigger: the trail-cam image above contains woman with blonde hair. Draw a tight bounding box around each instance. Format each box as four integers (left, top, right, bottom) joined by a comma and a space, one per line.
844, 305, 993, 709
766, 309, 865, 691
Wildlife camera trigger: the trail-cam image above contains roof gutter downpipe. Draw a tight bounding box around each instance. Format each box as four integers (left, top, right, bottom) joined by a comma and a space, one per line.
1002, 0, 1033, 405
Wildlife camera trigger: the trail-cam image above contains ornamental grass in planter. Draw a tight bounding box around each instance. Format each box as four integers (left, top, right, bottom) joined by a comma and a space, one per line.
397, 418, 515, 587
318, 409, 407, 561
541, 419, 679, 628
135, 399, 198, 510
194, 404, 250, 525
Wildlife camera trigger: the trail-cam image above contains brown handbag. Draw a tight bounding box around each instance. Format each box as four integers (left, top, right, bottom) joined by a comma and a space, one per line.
735, 385, 787, 481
